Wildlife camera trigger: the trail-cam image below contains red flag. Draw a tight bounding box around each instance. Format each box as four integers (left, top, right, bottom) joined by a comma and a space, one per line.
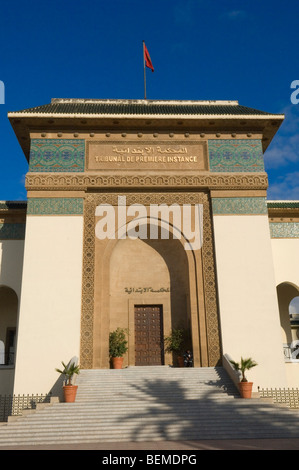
144, 43, 154, 72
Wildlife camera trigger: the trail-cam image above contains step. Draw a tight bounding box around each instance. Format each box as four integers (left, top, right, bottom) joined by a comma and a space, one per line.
1, 366, 299, 446
0, 426, 299, 446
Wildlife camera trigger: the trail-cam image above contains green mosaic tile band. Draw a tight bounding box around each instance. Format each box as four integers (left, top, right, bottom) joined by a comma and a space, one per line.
0, 223, 26, 239
29, 139, 85, 172
270, 223, 299, 238
212, 197, 268, 215
27, 198, 84, 215
208, 139, 264, 172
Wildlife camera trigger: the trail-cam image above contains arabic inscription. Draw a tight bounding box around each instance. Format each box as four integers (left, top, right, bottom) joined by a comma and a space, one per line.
125, 287, 170, 294
87, 141, 207, 170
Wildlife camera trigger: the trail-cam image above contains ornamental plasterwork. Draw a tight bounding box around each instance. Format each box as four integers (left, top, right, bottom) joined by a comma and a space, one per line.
25, 173, 268, 191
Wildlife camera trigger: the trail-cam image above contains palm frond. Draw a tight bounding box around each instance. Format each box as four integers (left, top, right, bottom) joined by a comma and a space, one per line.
230, 357, 258, 382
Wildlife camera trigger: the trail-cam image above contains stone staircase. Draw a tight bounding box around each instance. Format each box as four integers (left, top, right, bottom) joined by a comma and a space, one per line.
1, 366, 299, 446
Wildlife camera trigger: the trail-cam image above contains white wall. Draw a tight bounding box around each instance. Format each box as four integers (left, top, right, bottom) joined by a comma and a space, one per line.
13, 216, 83, 395
271, 238, 299, 388
213, 214, 287, 390
271, 238, 299, 287
0, 240, 24, 296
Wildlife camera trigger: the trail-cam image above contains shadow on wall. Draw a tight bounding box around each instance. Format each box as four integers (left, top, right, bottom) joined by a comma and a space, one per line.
50, 357, 79, 401
144, 235, 191, 331
49, 375, 65, 402
0, 219, 26, 295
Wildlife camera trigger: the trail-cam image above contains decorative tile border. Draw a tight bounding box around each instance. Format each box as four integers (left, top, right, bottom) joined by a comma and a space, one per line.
29, 139, 85, 172
212, 197, 268, 215
0, 223, 26, 240
270, 223, 299, 238
27, 198, 84, 215
208, 139, 264, 172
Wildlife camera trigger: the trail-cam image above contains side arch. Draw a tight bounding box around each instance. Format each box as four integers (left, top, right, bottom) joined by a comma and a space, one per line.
277, 281, 299, 344
0, 285, 18, 365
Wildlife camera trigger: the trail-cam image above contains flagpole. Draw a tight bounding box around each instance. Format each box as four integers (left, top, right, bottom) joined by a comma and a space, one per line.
143, 40, 146, 100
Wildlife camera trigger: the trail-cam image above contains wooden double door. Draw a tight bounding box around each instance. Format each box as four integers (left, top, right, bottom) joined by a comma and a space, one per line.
134, 305, 164, 366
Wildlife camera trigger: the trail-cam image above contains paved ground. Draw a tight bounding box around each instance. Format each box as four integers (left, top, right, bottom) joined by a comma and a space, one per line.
1, 438, 299, 450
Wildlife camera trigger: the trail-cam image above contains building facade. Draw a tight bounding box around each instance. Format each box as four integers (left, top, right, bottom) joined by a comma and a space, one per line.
0, 99, 298, 396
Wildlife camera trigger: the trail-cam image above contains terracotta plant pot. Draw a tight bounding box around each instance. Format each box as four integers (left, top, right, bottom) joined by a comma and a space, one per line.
177, 356, 184, 367
238, 381, 253, 399
111, 357, 124, 369
63, 384, 78, 403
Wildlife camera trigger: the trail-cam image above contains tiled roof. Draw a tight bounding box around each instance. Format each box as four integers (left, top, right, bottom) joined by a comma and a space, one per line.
8, 99, 280, 117
0, 201, 27, 210
267, 201, 299, 208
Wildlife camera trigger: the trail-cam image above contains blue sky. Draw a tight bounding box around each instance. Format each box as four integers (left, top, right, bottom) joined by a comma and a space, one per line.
0, 0, 298, 201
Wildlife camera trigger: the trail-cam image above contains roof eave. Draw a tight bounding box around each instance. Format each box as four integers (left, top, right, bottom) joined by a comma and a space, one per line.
7, 111, 285, 120
8, 111, 284, 161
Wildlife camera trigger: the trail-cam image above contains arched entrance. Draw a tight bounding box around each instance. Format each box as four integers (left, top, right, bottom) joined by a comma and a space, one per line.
80, 191, 221, 370
277, 281, 299, 359
93, 214, 204, 369
108, 224, 192, 367
0, 286, 18, 365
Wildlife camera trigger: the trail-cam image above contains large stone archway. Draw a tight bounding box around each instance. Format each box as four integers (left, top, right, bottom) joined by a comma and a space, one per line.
80, 191, 222, 369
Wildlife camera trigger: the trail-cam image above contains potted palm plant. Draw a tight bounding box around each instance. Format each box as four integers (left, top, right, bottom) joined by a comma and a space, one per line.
55, 360, 80, 403
109, 328, 128, 369
230, 357, 258, 398
164, 329, 185, 367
